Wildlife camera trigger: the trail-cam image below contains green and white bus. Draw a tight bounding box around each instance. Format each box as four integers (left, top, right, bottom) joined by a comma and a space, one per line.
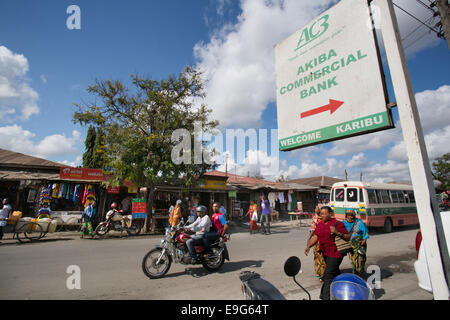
330, 181, 418, 233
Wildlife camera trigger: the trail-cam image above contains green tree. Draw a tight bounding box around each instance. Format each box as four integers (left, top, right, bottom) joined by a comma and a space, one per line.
92, 128, 106, 169
82, 126, 96, 168
432, 152, 450, 192
73, 66, 218, 230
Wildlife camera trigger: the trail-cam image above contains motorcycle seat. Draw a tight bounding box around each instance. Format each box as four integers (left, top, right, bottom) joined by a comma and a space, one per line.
240, 272, 286, 300
111, 214, 123, 222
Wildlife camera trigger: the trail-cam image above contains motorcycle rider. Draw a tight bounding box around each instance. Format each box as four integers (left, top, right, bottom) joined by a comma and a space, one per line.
204, 202, 229, 255
184, 205, 211, 264
105, 202, 119, 220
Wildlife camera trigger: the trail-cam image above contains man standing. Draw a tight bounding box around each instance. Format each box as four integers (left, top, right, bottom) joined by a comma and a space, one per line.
219, 204, 227, 219
0, 198, 12, 241
168, 200, 183, 227
260, 196, 271, 235
80, 201, 96, 238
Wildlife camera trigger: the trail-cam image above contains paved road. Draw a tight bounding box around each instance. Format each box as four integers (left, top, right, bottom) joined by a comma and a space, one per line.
0, 221, 432, 300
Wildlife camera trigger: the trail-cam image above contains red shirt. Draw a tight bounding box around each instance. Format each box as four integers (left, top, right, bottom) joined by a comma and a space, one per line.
314, 218, 349, 258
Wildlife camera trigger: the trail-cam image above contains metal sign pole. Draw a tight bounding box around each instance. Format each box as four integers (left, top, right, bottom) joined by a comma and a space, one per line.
375, 0, 449, 299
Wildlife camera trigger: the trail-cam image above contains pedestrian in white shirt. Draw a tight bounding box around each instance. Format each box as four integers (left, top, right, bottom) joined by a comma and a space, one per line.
185, 205, 211, 263
0, 198, 12, 240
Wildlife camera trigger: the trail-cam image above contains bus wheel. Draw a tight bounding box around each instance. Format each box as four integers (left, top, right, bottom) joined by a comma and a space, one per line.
383, 218, 393, 233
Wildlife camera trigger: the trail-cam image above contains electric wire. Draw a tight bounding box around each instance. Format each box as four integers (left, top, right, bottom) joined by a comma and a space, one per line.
415, 0, 436, 13
393, 1, 441, 35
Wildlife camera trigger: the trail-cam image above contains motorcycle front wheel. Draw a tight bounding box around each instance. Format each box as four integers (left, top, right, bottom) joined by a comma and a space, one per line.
142, 248, 171, 279
94, 222, 109, 236
202, 247, 225, 272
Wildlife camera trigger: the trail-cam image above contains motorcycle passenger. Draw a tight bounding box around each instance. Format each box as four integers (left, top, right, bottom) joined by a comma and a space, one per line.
105, 202, 119, 220
185, 205, 211, 264
120, 196, 132, 228
204, 202, 229, 255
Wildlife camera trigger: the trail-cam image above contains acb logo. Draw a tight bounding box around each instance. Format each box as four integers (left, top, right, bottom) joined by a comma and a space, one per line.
295, 14, 330, 51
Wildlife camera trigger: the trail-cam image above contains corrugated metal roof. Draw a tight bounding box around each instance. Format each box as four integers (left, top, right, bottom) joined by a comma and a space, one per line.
0, 148, 64, 169
286, 176, 344, 188
205, 171, 317, 191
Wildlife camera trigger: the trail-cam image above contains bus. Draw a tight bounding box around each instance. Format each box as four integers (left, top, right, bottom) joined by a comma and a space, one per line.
330, 181, 418, 233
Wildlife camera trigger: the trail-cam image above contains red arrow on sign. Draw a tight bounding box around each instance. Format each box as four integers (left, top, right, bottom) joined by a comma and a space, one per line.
300, 99, 344, 119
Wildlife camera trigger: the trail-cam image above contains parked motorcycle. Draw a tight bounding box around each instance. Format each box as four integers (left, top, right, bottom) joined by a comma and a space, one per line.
240, 256, 374, 300
142, 220, 230, 279
94, 209, 142, 237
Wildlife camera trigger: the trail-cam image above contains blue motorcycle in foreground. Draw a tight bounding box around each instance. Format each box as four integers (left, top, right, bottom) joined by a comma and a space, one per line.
239, 256, 374, 300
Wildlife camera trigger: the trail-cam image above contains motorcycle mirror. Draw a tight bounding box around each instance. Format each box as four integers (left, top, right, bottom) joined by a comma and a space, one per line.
284, 256, 301, 277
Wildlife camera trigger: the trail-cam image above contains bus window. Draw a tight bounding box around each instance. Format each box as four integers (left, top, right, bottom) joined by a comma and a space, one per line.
347, 188, 358, 202
375, 190, 383, 203
397, 191, 405, 203
360, 189, 364, 202
335, 188, 345, 202
380, 190, 391, 203
390, 190, 399, 203
408, 191, 415, 203
403, 191, 410, 203
367, 189, 377, 204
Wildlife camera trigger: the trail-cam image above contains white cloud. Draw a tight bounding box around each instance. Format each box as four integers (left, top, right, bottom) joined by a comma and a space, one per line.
328, 125, 402, 157
40, 74, 47, 84
347, 152, 369, 168
387, 85, 450, 162
0, 46, 39, 121
0, 125, 82, 159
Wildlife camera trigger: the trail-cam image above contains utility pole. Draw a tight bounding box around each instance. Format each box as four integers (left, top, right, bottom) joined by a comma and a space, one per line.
376, 0, 450, 299
436, 0, 450, 49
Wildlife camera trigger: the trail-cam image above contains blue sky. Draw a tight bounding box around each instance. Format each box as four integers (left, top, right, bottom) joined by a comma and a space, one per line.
0, 0, 449, 183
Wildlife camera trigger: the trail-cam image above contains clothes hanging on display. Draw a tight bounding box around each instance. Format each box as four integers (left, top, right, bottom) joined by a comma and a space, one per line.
279, 192, 286, 203
268, 192, 276, 207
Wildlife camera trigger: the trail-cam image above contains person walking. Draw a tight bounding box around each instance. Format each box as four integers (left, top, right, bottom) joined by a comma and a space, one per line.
260, 196, 271, 235
304, 206, 350, 300
245, 200, 259, 234
168, 200, 183, 227
308, 205, 326, 281
80, 201, 96, 238
342, 208, 370, 276
0, 198, 12, 241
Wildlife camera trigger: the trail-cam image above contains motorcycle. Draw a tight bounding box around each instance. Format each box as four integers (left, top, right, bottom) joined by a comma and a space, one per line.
240, 256, 374, 300
141, 220, 230, 279
94, 210, 142, 237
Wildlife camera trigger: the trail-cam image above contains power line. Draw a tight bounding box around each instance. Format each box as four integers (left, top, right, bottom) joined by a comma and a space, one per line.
393, 2, 441, 35
403, 29, 433, 51
402, 14, 436, 42
415, 0, 436, 13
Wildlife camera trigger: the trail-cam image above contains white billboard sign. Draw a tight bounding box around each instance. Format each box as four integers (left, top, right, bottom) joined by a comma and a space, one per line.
275, 0, 393, 151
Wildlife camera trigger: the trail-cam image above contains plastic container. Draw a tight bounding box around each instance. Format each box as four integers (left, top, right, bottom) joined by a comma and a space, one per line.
15, 217, 32, 231
47, 220, 58, 233
8, 211, 22, 225
37, 218, 52, 232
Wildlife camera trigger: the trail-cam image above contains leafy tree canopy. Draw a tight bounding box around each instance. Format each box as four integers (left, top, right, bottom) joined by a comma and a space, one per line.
73, 66, 218, 189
